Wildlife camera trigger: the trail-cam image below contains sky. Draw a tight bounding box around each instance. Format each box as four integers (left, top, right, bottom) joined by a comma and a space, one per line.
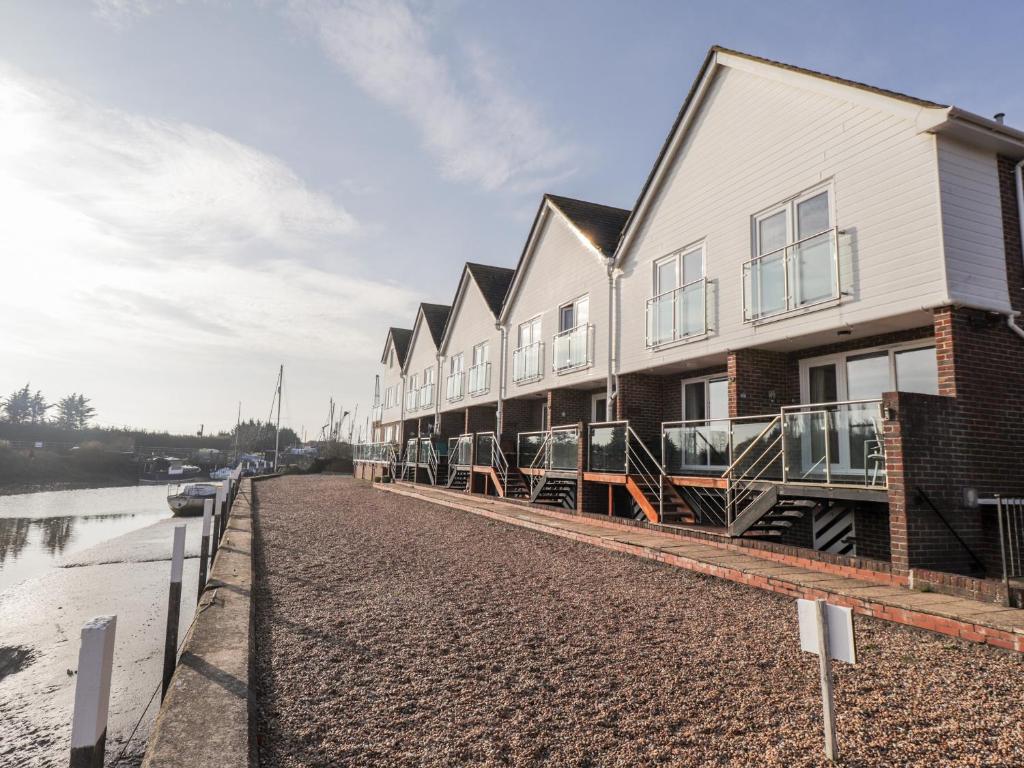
1, 1, 1022, 439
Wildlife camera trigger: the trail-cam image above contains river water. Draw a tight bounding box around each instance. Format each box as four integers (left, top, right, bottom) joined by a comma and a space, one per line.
0, 485, 205, 766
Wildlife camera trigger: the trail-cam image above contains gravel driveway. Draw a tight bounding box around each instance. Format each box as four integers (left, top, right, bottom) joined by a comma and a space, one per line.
252, 475, 1023, 767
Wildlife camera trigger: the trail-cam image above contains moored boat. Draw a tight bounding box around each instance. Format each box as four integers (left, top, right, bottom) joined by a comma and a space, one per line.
167, 482, 218, 516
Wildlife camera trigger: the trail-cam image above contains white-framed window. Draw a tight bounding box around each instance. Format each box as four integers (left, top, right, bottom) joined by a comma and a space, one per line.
745, 183, 838, 322
468, 342, 490, 395
591, 391, 608, 422
446, 353, 465, 401
554, 296, 590, 372
406, 374, 418, 410
420, 367, 434, 408
647, 242, 706, 347
513, 316, 543, 382
384, 425, 393, 442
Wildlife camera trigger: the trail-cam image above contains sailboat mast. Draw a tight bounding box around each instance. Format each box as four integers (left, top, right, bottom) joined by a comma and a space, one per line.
273, 365, 283, 471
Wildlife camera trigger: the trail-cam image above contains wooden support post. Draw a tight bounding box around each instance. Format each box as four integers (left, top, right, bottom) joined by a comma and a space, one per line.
210, 497, 220, 565
607, 484, 613, 516
161, 525, 186, 702
221, 479, 231, 536
814, 599, 839, 762
197, 498, 212, 602
215, 485, 226, 542
70, 615, 117, 768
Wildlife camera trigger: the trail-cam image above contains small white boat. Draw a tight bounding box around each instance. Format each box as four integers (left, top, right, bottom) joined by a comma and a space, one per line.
209, 466, 234, 481
167, 482, 218, 516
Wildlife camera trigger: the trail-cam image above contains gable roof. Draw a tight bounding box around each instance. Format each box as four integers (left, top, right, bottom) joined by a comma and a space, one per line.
381, 327, 412, 366
465, 262, 515, 318
545, 195, 630, 258
419, 303, 451, 348
613, 45, 1024, 266
498, 194, 630, 323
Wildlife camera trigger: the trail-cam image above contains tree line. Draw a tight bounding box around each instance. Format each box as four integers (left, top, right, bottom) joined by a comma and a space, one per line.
2, 384, 96, 430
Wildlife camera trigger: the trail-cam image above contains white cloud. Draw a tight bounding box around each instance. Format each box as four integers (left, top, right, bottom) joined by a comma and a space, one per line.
92, 0, 179, 25
287, 0, 576, 192
0, 62, 418, 433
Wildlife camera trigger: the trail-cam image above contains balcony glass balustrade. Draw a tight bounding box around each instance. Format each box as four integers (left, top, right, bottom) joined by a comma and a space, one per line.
742, 227, 839, 322
467, 362, 490, 396
552, 325, 591, 373
512, 341, 544, 383
645, 278, 707, 348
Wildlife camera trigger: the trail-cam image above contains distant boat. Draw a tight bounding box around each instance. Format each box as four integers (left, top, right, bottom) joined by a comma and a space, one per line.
209, 466, 233, 481
142, 457, 203, 484
167, 482, 218, 516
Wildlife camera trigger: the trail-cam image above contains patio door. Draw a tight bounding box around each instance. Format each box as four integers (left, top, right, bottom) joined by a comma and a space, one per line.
680, 376, 729, 468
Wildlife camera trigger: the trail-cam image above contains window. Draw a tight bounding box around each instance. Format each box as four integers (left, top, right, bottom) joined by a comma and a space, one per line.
679, 375, 729, 468
384, 425, 393, 442
554, 297, 590, 372
468, 342, 490, 395
647, 243, 706, 347
406, 374, 418, 410
420, 367, 434, 408
514, 317, 543, 382
447, 353, 465, 400
745, 186, 837, 321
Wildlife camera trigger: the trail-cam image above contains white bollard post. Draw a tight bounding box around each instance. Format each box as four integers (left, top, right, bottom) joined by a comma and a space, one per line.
70, 615, 117, 768
222, 478, 232, 523
161, 525, 186, 701
814, 599, 838, 762
197, 499, 213, 602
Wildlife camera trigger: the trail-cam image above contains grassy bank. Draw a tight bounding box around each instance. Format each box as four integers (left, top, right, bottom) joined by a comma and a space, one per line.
0, 445, 138, 496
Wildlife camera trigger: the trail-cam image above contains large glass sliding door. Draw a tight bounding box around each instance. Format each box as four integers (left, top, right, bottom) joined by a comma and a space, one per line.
679, 377, 729, 469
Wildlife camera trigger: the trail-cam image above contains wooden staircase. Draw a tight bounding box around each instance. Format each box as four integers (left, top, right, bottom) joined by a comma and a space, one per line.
624, 476, 695, 525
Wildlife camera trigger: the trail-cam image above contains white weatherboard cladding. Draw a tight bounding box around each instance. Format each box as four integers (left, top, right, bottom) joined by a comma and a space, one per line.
937, 135, 1010, 312
504, 210, 610, 398
617, 64, 949, 376
440, 276, 501, 411
379, 335, 405, 424
404, 315, 441, 416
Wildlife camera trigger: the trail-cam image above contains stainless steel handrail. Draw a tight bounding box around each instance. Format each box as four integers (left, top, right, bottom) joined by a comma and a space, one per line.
467, 362, 490, 396
645, 276, 707, 348
741, 226, 840, 322
551, 324, 592, 373
512, 341, 544, 383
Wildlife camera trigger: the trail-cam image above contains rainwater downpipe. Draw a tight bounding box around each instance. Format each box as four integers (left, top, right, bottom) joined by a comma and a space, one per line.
496, 323, 507, 434
606, 260, 618, 420
1012, 159, 1024, 340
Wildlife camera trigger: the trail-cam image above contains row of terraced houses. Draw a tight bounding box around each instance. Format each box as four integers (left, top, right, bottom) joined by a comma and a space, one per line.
354, 47, 1024, 605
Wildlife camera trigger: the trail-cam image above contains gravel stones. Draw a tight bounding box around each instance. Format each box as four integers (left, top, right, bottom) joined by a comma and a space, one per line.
252, 476, 1024, 767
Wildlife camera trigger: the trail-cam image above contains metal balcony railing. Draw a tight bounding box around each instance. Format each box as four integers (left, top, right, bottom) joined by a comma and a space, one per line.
446, 371, 465, 401
661, 413, 779, 476
405, 389, 418, 411
467, 362, 490, 396
353, 441, 398, 463
516, 425, 579, 471
742, 226, 840, 322
780, 399, 887, 487
645, 277, 707, 348
418, 384, 434, 409
448, 434, 473, 467
586, 421, 665, 519
552, 324, 592, 373
512, 341, 544, 384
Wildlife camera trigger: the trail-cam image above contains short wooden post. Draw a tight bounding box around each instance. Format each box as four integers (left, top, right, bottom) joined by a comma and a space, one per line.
814, 599, 839, 762
161, 525, 186, 701
197, 499, 212, 601
70, 615, 117, 768
210, 493, 220, 564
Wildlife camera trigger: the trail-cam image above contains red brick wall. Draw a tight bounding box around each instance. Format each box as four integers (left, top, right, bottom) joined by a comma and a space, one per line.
728, 349, 797, 416
499, 397, 544, 450
465, 405, 497, 435
548, 388, 591, 427
615, 373, 678, 444
886, 306, 1024, 575
997, 155, 1023, 313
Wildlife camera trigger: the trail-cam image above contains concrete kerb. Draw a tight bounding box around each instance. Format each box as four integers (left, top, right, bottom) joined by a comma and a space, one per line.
141, 475, 275, 768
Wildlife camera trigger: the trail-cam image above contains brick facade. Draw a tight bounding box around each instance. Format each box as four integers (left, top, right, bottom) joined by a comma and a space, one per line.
728, 349, 796, 416
499, 397, 544, 450
886, 306, 1024, 575
465, 405, 498, 435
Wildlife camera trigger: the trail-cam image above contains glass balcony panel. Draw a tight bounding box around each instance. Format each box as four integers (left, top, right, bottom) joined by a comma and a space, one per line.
790, 230, 836, 307
549, 429, 579, 470
746, 251, 786, 320
588, 424, 626, 473
678, 280, 705, 337
475, 433, 495, 465
517, 432, 545, 467
513, 342, 543, 382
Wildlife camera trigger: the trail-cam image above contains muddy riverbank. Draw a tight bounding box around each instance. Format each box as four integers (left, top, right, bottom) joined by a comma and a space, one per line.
0, 486, 205, 767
